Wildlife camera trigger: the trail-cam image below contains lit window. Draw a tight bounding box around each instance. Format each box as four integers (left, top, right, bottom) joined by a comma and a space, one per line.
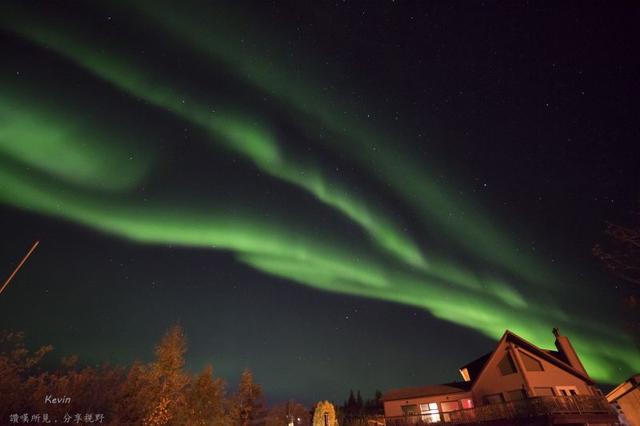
461, 399, 474, 409
419, 402, 440, 423
556, 386, 579, 396
441, 401, 459, 412
459, 367, 471, 382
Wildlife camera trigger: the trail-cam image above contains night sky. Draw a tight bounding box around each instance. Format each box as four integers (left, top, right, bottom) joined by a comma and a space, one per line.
1, 0, 639, 404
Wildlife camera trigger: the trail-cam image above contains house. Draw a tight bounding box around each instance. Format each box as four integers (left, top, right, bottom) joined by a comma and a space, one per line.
382, 328, 617, 425
607, 374, 640, 426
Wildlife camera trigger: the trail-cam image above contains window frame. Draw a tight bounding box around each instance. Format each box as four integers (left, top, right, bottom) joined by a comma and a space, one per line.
485, 393, 505, 405
401, 404, 418, 416
460, 398, 474, 409
555, 386, 579, 396
419, 402, 441, 423
505, 389, 527, 401
534, 387, 555, 396
497, 352, 517, 376
519, 350, 544, 372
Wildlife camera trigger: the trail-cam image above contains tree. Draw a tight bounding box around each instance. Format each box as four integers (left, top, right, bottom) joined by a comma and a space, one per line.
0, 330, 52, 419
229, 369, 263, 426
0, 325, 264, 425
346, 390, 356, 410
185, 365, 227, 426
265, 400, 311, 426
113, 361, 154, 423
313, 401, 337, 426
361, 390, 383, 416
594, 216, 640, 286
144, 325, 190, 426
594, 210, 640, 345
355, 391, 363, 414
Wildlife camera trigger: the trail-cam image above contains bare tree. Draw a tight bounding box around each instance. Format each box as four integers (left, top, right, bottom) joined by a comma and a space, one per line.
593, 215, 640, 287
594, 208, 640, 345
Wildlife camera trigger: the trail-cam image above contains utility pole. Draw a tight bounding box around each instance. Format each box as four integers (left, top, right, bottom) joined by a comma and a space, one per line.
0, 240, 40, 296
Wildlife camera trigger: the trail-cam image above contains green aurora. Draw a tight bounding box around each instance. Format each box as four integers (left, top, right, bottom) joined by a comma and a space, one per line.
0, 1, 637, 384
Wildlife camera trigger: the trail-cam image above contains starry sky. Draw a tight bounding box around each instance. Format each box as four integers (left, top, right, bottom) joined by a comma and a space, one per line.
1, 0, 639, 404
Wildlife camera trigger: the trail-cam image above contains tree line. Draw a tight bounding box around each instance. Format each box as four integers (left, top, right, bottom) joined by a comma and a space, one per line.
0, 325, 266, 425
1, 324, 390, 425
338, 389, 384, 421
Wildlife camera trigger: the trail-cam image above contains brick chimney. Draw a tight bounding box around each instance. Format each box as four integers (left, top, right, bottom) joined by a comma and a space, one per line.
553, 328, 590, 377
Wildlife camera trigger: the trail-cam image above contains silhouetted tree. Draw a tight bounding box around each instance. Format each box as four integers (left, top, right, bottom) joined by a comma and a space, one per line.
594, 213, 640, 286
347, 389, 356, 407
339, 389, 385, 424
266, 400, 310, 426
356, 390, 363, 413
594, 209, 640, 346
364, 390, 383, 415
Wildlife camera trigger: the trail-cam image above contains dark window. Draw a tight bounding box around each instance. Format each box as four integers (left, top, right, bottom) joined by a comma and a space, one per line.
401, 405, 418, 416
506, 389, 527, 401
497, 353, 517, 375
520, 351, 544, 371
485, 393, 504, 405
535, 387, 554, 396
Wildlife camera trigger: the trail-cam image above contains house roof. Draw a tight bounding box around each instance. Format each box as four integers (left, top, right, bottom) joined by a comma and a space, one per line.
461, 330, 594, 393
606, 374, 640, 402
382, 329, 594, 403
497, 330, 594, 385
382, 382, 471, 401
459, 351, 491, 381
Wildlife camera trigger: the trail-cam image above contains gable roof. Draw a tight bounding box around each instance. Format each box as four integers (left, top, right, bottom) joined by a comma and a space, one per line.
382, 382, 471, 401
381, 329, 594, 403
467, 330, 594, 391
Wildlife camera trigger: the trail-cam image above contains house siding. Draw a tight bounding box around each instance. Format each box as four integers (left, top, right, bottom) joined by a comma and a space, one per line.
382, 329, 612, 425
617, 387, 640, 426
471, 344, 528, 404
607, 375, 640, 426
518, 347, 593, 396
383, 392, 472, 418
471, 343, 594, 403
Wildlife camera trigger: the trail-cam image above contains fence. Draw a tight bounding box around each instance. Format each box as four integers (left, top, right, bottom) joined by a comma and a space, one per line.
383, 395, 615, 425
